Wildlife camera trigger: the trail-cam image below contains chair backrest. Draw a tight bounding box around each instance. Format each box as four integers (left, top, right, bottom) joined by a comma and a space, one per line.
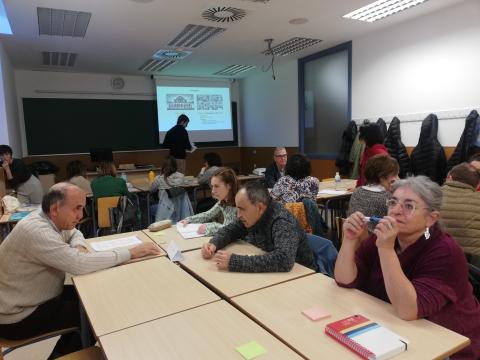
306, 234, 338, 277
335, 217, 345, 247
97, 196, 120, 228
468, 263, 480, 300
285, 202, 312, 234
1, 327, 79, 360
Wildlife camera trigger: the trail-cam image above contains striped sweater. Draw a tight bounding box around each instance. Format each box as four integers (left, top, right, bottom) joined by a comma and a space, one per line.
0, 211, 130, 324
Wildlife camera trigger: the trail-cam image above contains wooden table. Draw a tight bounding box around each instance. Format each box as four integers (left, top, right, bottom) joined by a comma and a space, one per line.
73, 257, 220, 337
142, 226, 210, 253
232, 274, 470, 360
99, 301, 302, 360
180, 241, 315, 298
84, 230, 166, 260
317, 179, 356, 229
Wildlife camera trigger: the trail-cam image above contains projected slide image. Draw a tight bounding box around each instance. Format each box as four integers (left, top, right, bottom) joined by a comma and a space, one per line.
157, 84, 234, 143
167, 94, 194, 111
197, 94, 223, 111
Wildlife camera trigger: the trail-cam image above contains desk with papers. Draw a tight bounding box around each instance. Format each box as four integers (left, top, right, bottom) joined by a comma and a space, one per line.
143, 226, 210, 253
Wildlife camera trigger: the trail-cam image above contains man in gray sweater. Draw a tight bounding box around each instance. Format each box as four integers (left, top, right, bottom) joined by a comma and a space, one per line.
201, 181, 316, 272
0, 182, 160, 358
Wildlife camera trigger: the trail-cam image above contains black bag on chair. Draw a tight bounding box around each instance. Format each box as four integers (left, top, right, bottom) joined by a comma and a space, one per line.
165, 187, 186, 199
111, 194, 140, 233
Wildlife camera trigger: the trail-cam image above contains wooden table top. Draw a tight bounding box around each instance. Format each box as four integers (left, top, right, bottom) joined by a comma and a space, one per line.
85, 230, 166, 261
179, 241, 315, 298
142, 226, 210, 253
73, 257, 220, 337
232, 273, 470, 360
99, 301, 303, 360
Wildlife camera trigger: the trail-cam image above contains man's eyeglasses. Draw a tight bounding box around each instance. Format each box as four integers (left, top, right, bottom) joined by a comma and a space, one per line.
386, 198, 429, 216
274, 154, 287, 158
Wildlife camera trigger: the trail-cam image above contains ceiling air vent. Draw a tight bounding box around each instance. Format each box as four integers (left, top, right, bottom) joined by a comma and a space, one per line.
37, 7, 91, 37
262, 37, 321, 56
138, 59, 177, 73
202, 7, 247, 23
168, 24, 225, 49
42, 52, 77, 67
214, 65, 255, 76
152, 49, 192, 61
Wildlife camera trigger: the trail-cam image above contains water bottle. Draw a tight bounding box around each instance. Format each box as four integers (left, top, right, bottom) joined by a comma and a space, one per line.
121, 172, 127, 182
334, 172, 341, 190
148, 170, 155, 184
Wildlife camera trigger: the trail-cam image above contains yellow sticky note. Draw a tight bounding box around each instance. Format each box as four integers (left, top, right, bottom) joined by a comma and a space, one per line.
236, 341, 267, 359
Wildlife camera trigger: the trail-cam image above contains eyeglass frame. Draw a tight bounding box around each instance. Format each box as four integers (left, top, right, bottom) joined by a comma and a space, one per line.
274, 153, 287, 158
386, 198, 430, 216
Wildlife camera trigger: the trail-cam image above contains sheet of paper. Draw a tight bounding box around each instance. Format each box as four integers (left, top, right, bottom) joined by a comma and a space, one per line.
236, 341, 267, 360
167, 240, 184, 261
302, 306, 331, 321
90, 236, 142, 252
318, 189, 348, 195
176, 222, 204, 239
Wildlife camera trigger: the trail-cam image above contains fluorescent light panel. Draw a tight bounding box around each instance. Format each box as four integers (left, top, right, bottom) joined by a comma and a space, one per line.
343, 0, 428, 23
0, 0, 12, 34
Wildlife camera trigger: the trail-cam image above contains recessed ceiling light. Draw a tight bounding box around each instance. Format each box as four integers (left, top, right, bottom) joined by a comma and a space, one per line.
289, 18, 308, 25
343, 0, 429, 23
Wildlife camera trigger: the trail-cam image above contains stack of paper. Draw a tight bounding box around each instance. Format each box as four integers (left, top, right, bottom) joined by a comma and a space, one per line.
176, 223, 203, 239
318, 189, 348, 195
90, 236, 142, 251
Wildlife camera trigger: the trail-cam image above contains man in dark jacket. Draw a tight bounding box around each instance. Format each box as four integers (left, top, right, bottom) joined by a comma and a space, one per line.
201, 181, 316, 272
162, 114, 193, 173
264, 147, 287, 188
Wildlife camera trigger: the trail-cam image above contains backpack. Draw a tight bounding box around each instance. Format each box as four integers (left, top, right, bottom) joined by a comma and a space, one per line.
111, 194, 140, 233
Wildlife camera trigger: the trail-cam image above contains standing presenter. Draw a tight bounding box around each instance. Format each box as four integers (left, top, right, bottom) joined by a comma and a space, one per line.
162, 114, 195, 174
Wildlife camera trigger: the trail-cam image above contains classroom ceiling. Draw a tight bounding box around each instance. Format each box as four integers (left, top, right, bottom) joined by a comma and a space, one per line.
0, 0, 466, 79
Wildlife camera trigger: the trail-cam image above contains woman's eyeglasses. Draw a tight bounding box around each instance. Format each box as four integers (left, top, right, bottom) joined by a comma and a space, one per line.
386, 198, 429, 216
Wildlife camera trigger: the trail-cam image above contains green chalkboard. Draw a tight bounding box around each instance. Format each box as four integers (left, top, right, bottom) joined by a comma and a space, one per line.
23, 98, 159, 155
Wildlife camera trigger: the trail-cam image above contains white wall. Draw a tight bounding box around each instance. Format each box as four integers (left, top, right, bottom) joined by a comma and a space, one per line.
239, 61, 298, 147
352, 0, 480, 146
0, 41, 20, 155
15, 70, 240, 155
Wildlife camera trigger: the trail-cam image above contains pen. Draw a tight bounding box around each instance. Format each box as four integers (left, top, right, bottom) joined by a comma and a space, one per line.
364, 216, 383, 224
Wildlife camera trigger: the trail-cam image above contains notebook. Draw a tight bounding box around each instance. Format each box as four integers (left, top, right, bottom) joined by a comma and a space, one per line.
325, 315, 408, 360
9, 211, 32, 222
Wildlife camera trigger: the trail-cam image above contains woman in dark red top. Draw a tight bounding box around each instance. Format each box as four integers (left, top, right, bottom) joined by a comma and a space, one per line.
336, 176, 480, 359
356, 123, 389, 187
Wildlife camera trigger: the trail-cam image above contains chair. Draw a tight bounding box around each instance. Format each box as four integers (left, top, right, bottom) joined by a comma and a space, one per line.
57, 346, 103, 360
335, 217, 345, 248
306, 234, 338, 277
468, 263, 480, 300
96, 196, 120, 236
0, 327, 79, 360
285, 202, 312, 234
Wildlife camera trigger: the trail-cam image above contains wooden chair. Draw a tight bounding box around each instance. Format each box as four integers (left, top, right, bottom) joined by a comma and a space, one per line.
335, 217, 345, 248
0, 327, 79, 359
96, 196, 120, 235
57, 346, 103, 360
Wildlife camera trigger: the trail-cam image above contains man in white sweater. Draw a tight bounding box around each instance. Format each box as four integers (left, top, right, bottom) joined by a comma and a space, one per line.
0, 182, 160, 358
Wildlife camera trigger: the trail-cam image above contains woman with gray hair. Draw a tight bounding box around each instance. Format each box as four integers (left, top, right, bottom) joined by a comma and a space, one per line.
335, 176, 480, 359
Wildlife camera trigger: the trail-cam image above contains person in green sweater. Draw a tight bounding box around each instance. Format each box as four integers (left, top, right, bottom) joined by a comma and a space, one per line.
91, 161, 128, 201
180, 167, 238, 236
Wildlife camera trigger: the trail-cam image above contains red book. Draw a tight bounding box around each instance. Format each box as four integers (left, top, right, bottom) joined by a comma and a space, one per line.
325, 315, 408, 360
